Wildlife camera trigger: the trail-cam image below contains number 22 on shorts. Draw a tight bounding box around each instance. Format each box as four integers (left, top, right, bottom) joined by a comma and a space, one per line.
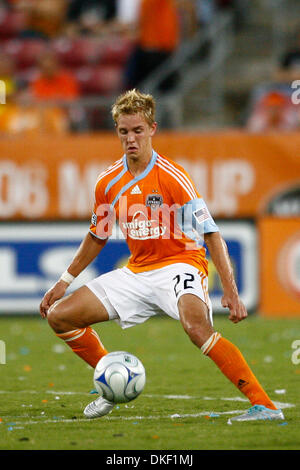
173, 273, 195, 297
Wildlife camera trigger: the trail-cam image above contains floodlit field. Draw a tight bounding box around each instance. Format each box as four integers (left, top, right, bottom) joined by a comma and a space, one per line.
0, 314, 299, 450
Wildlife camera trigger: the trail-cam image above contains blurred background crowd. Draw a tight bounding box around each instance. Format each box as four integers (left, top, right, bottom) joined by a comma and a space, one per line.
0, 1, 300, 321
0, 0, 300, 134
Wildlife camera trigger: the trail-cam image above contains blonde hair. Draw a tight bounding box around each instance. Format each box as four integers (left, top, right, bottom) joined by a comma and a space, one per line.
111, 89, 156, 126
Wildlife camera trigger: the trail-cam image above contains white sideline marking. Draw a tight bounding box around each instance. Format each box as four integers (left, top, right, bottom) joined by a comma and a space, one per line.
2, 405, 294, 427
0, 390, 294, 427
0, 390, 295, 410
1, 410, 255, 427
144, 394, 195, 399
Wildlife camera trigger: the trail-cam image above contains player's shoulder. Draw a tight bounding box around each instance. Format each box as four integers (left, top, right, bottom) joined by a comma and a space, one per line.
94, 157, 124, 191
155, 152, 193, 182
155, 152, 199, 200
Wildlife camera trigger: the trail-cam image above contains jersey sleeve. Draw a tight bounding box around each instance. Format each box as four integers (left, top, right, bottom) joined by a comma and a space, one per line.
179, 197, 219, 238
165, 162, 201, 207
89, 179, 115, 240
168, 163, 219, 238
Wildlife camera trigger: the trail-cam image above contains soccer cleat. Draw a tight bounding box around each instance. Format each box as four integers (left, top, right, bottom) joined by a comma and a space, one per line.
227, 405, 285, 424
83, 396, 114, 419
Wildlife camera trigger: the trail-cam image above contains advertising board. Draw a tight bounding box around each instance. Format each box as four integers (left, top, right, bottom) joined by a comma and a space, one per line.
259, 217, 300, 316
0, 221, 257, 315
0, 132, 299, 219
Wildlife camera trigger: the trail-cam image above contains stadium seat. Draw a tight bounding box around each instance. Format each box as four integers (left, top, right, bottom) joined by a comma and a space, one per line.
75, 65, 123, 96
52, 37, 102, 67
98, 37, 135, 66
0, 9, 26, 39
16, 67, 39, 87
3, 39, 48, 69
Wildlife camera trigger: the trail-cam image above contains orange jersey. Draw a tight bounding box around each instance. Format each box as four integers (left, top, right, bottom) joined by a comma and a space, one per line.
90, 150, 219, 274
31, 71, 80, 101
139, 0, 179, 52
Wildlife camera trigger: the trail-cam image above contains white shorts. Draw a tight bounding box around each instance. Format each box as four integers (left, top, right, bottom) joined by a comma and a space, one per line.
86, 263, 213, 329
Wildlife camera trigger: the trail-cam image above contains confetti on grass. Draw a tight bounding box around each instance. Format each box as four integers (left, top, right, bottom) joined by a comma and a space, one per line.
19, 347, 30, 355
52, 344, 66, 354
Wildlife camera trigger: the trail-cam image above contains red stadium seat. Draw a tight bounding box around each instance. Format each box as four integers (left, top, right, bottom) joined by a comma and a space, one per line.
52, 37, 102, 67
75, 65, 123, 96
0, 9, 26, 39
98, 37, 135, 65
16, 66, 39, 86
3, 39, 47, 69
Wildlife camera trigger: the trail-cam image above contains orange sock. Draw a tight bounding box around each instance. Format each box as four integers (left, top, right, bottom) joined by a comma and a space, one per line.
56, 327, 108, 368
203, 333, 276, 410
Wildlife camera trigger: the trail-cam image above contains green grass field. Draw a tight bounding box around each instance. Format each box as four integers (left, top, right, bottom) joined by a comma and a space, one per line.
0, 314, 299, 450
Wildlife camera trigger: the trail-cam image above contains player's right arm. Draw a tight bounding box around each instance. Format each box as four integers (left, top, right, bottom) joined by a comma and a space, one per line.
39, 232, 107, 318
40, 167, 113, 318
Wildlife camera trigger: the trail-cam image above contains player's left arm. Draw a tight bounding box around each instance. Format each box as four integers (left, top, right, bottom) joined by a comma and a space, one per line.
168, 164, 247, 323
204, 231, 248, 324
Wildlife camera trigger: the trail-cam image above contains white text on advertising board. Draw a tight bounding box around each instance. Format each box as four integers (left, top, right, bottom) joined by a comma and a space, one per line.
0, 159, 255, 218
0, 222, 257, 313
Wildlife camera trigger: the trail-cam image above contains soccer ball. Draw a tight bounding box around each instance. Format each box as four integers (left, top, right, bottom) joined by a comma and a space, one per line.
93, 351, 146, 403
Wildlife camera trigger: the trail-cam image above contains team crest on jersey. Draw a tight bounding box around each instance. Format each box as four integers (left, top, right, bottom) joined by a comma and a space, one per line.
146, 194, 163, 210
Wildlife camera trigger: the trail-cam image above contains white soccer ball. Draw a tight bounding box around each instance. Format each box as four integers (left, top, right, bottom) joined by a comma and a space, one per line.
93, 351, 146, 403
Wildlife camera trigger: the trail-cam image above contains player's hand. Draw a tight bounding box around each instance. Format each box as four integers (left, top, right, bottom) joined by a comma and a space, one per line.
221, 293, 248, 324
39, 280, 68, 319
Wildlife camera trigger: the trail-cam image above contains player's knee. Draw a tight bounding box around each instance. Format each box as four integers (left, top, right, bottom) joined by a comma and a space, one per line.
179, 300, 214, 348
47, 300, 68, 333
183, 323, 206, 347
180, 312, 214, 348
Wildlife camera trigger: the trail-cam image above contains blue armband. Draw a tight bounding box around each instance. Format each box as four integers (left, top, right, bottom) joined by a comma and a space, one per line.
177, 198, 219, 242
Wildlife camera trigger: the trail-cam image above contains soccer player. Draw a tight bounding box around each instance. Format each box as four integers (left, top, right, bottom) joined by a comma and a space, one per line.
40, 89, 284, 423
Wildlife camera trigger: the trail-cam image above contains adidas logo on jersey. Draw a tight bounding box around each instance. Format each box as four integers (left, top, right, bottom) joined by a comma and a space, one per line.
130, 184, 142, 194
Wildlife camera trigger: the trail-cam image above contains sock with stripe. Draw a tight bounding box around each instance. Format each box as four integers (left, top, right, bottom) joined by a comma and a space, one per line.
202, 332, 276, 410
56, 327, 108, 368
